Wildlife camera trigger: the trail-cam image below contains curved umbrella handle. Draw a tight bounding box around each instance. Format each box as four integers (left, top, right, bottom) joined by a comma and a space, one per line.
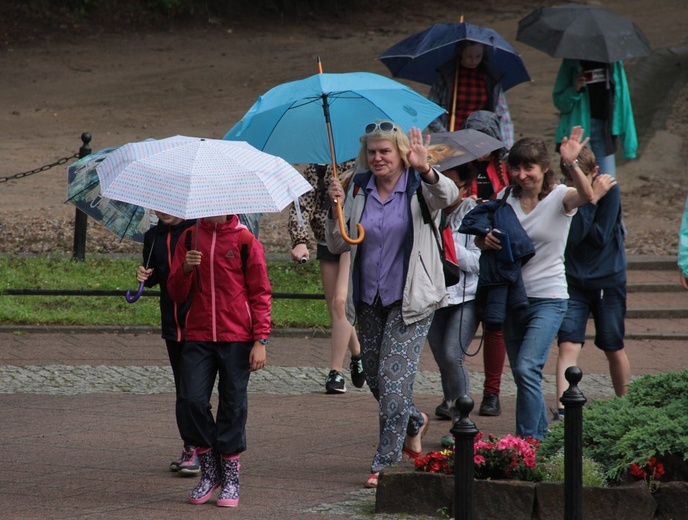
125, 282, 145, 304
336, 200, 364, 245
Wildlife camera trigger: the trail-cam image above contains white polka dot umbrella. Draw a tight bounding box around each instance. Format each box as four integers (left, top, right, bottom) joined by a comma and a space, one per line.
96, 136, 312, 220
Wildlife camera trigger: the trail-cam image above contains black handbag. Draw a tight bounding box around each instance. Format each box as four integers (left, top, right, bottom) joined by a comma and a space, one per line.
417, 189, 462, 287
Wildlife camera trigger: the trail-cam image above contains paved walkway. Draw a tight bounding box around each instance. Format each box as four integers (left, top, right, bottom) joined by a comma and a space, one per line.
1, 328, 685, 520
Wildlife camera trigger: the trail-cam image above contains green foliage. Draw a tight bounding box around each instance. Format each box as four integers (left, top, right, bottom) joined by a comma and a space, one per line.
539, 371, 688, 482
0, 255, 330, 328
540, 450, 608, 487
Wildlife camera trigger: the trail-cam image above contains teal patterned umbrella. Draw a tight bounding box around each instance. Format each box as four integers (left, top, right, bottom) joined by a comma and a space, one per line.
66, 145, 152, 243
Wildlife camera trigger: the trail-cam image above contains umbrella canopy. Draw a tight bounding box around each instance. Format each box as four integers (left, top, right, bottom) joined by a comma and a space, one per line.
223, 71, 445, 165
427, 129, 506, 172
66, 145, 152, 243
516, 4, 651, 63
378, 22, 531, 91
97, 136, 313, 220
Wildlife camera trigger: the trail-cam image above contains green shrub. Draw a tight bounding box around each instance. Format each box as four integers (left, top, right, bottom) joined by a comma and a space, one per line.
540, 450, 608, 487
539, 370, 688, 482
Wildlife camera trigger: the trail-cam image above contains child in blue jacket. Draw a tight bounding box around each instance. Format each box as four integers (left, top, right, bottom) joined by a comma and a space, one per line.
555, 146, 631, 418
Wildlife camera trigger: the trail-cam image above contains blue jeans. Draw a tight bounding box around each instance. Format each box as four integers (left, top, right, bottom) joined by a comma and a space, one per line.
503, 298, 568, 439
427, 300, 479, 412
589, 118, 616, 177
558, 284, 626, 351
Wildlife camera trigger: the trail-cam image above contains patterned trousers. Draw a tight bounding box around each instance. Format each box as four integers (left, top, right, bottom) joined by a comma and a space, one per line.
357, 301, 433, 473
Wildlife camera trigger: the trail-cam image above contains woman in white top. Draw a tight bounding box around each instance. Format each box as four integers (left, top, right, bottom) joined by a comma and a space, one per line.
477, 126, 593, 439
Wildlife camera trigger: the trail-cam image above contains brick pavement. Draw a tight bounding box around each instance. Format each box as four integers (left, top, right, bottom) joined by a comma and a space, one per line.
1, 326, 685, 519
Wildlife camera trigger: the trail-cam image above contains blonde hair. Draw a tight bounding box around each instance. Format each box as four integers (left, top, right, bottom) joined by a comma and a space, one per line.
356, 120, 411, 171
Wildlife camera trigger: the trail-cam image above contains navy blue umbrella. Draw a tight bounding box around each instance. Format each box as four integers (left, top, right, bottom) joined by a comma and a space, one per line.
378, 22, 531, 91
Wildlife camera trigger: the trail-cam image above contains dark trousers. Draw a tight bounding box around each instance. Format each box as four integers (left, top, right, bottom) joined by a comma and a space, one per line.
177, 341, 252, 456
165, 339, 185, 442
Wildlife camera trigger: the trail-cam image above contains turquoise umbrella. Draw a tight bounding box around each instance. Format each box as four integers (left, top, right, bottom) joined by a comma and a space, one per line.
224, 66, 445, 243
223, 70, 445, 166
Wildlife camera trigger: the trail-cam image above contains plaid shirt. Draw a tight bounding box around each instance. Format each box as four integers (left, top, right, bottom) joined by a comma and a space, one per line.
454, 65, 488, 130
428, 65, 514, 148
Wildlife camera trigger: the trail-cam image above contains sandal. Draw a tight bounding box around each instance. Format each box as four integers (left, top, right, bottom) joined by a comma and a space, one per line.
402, 412, 429, 459
365, 472, 380, 488
402, 447, 422, 460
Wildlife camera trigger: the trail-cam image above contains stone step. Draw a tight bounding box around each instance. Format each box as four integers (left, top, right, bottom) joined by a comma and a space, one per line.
626, 255, 676, 270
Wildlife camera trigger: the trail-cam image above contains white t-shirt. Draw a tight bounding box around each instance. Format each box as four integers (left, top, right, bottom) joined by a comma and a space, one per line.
505, 184, 576, 299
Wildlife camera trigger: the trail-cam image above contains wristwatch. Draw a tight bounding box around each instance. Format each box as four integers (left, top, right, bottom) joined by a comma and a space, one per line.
562, 158, 579, 170
257, 339, 269, 345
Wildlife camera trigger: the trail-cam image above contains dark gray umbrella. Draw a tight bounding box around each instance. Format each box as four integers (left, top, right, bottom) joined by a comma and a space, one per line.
516, 4, 651, 63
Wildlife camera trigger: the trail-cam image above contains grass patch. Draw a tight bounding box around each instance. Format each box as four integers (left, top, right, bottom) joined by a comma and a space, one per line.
0, 256, 330, 328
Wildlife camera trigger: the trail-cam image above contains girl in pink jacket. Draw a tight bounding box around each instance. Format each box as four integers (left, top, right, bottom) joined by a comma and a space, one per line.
168, 214, 271, 508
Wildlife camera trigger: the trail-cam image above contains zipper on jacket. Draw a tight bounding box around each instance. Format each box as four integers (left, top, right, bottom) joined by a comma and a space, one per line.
210, 225, 218, 342
418, 251, 432, 280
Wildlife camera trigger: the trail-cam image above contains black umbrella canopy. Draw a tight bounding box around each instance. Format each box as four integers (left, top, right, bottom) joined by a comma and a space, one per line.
516, 3, 651, 63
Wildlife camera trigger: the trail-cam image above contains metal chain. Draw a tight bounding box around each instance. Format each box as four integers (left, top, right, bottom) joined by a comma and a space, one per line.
0, 153, 80, 184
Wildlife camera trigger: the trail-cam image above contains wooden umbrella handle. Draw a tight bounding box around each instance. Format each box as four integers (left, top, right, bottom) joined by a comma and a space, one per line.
336, 200, 364, 245
448, 55, 460, 132
318, 56, 364, 245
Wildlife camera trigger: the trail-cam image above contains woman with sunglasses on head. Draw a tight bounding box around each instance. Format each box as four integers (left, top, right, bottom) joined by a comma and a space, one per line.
326, 121, 458, 488
477, 126, 594, 440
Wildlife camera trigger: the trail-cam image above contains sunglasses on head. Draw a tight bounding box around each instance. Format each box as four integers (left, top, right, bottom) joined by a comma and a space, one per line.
365, 121, 397, 134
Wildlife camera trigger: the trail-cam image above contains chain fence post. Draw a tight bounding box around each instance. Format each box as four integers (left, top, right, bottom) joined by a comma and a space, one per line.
451, 395, 478, 520
561, 366, 587, 520
72, 132, 92, 262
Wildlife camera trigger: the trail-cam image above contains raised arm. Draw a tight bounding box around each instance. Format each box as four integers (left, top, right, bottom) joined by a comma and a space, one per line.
561, 126, 594, 212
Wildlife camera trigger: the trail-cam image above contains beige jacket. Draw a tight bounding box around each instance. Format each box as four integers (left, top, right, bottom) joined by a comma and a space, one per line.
326, 168, 458, 325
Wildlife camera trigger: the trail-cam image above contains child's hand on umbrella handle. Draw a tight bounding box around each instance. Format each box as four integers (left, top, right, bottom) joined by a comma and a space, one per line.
575, 72, 586, 92
136, 266, 152, 283
183, 250, 202, 273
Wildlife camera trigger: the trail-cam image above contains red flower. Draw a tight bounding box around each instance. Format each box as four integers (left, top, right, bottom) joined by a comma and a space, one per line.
630, 463, 647, 479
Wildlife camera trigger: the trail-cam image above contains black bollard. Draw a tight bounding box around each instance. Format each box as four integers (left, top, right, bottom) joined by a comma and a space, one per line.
450, 395, 479, 520
72, 132, 92, 262
560, 366, 587, 520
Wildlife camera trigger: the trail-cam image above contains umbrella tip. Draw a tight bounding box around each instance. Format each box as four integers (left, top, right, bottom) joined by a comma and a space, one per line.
460, 14, 464, 23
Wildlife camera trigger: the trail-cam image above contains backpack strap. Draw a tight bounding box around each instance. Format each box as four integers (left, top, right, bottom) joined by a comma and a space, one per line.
416, 187, 444, 254
239, 228, 254, 278
499, 186, 513, 207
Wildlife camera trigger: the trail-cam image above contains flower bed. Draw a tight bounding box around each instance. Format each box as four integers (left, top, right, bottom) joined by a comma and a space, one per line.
376, 467, 688, 519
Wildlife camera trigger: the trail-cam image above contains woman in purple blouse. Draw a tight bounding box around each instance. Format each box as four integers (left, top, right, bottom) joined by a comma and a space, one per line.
326, 121, 458, 488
